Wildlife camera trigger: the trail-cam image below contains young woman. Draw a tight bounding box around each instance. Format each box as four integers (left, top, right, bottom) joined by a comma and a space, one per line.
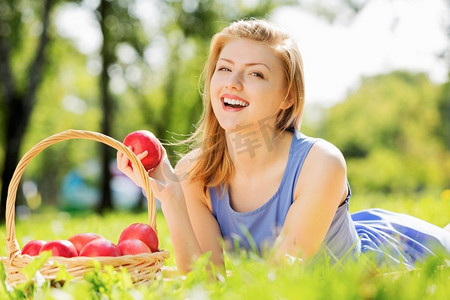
117, 19, 450, 273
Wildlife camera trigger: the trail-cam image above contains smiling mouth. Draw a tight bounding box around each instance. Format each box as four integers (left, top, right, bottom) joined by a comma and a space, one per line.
222, 97, 249, 108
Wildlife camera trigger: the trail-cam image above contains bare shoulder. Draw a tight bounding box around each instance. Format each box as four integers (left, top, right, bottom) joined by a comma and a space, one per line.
174, 148, 212, 210
307, 139, 346, 173
294, 138, 348, 205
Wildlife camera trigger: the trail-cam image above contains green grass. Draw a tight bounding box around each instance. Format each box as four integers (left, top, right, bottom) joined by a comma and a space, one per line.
1, 192, 449, 299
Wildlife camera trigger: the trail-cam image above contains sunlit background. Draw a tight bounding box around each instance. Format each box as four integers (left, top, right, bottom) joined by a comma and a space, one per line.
0, 0, 449, 218
55, 0, 448, 108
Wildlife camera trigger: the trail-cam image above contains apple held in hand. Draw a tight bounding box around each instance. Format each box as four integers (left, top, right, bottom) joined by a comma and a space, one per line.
118, 239, 151, 255
79, 238, 121, 257
123, 130, 163, 171
119, 223, 159, 252
68, 233, 103, 255
22, 240, 47, 256
39, 240, 77, 258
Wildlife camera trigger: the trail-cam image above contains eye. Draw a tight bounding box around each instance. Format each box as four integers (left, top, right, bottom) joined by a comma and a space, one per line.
250, 72, 264, 79
217, 67, 231, 72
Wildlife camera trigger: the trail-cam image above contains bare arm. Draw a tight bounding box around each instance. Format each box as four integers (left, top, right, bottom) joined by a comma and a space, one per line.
117, 148, 224, 273
174, 151, 224, 271
273, 140, 348, 261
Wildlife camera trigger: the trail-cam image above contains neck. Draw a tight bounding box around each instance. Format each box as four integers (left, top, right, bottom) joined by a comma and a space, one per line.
226, 126, 291, 176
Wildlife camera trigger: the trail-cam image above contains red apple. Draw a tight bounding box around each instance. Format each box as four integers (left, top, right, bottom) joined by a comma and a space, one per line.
79, 238, 121, 257
39, 240, 77, 258
68, 233, 103, 255
123, 130, 163, 171
22, 240, 47, 256
118, 223, 159, 252
118, 239, 151, 255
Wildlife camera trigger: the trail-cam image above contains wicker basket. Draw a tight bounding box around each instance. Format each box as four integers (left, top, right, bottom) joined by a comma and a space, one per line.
1, 129, 170, 286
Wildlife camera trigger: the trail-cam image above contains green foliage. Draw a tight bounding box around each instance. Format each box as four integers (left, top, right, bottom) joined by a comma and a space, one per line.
53, 261, 75, 284
0, 0, 45, 88
0, 263, 10, 299
435, 80, 450, 149
349, 191, 450, 228
18, 34, 103, 204
0, 198, 449, 299
82, 261, 134, 299
0, 251, 52, 299
1, 243, 449, 299
320, 71, 450, 194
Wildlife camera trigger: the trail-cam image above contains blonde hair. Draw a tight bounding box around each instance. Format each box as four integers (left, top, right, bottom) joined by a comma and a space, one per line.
186, 19, 305, 193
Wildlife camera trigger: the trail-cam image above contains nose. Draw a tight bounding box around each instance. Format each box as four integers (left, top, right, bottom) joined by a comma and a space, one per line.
225, 72, 243, 90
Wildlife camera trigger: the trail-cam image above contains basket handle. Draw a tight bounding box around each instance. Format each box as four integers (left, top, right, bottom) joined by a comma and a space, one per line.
5, 129, 156, 260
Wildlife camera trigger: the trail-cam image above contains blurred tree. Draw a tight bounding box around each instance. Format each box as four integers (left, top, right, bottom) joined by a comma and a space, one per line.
95, 0, 146, 213
0, 0, 56, 222
436, 78, 450, 150
321, 71, 450, 194
96, 0, 114, 213
22, 33, 103, 212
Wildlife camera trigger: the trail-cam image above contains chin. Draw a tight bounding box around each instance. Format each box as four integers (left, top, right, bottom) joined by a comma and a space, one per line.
217, 121, 238, 132
217, 120, 256, 134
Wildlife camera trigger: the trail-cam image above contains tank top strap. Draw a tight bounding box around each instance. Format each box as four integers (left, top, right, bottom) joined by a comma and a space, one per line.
279, 131, 320, 204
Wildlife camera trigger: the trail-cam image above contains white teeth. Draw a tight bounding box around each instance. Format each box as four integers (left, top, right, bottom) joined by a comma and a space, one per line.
223, 97, 249, 107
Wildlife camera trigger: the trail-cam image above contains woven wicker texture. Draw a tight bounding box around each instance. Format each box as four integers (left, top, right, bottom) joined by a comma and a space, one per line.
1, 129, 169, 285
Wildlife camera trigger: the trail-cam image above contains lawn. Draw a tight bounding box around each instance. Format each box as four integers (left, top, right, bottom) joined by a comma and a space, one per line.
1, 192, 449, 299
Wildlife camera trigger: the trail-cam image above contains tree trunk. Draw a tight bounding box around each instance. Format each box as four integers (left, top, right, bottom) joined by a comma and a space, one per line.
1, 95, 30, 222
96, 0, 114, 213
0, 0, 53, 223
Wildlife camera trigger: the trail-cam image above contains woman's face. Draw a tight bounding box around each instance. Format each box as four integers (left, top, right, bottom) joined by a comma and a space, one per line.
210, 38, 289, 133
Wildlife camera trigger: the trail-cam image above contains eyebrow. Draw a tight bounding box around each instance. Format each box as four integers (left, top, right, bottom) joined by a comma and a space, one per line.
218, 58, 271, 71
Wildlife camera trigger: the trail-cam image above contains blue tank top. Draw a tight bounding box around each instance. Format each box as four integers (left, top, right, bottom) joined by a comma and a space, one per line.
209, 131, 361, 260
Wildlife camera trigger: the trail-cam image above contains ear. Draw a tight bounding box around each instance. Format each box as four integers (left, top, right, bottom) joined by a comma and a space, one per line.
280, 93, 294, 110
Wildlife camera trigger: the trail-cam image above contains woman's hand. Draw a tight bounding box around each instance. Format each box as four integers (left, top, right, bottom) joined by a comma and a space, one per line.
116, 145, 148, 188
116, 146, 184, 203
118, 146, 225, 273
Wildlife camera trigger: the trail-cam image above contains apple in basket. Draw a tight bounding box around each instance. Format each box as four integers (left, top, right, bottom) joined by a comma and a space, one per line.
123, 130, 163, 171
68, 232, 103, 255
118, 239, 151, 255
118, 223, 159, 252
79, 238, 121, 257
39, 240, 78, 258
22, 240, 47, 256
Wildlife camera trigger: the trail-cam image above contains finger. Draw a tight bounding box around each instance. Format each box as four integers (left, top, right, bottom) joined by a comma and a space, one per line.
131, 162, 146, 187
137, 150, 148, 160
126, 146, 143, 168
119, 152, 130, 171
123, 146, 136, 166
116, 150, 122, 164
117, 151, 126, 170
